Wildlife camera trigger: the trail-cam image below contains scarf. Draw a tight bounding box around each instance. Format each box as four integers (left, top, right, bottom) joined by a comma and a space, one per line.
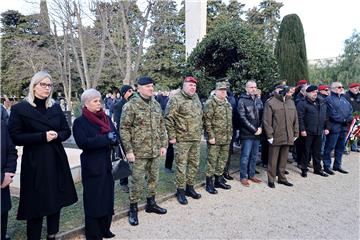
82, 107, 111, 134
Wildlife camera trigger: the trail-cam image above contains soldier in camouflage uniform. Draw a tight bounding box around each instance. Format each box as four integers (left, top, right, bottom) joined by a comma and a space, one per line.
120, 76, 168, 226
203, 81, 233, 194
165, 76, 203, 205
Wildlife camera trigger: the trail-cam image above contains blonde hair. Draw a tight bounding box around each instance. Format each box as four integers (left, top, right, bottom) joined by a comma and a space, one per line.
26, 71, 55, 108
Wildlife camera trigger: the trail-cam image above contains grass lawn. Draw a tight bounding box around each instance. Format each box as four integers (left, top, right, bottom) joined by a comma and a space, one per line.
7, 143, 241, 239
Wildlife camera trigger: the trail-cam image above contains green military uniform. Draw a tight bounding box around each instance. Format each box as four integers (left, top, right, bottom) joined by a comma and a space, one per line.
203, 95, 233, 177
120, 96, 168, 204
165, 90, 203, 189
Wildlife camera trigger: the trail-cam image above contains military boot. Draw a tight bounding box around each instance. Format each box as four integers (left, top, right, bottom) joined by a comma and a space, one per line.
223, 171, 234, 180
176, 188, 188, 205
145, 196, 167, 214
185, 184, 201, 199
128, 203, 139, 226
214, 175, 231, 189
205, 176, 218, 194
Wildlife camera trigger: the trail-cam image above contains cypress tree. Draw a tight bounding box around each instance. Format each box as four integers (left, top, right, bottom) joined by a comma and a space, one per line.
275, 14, 309, 85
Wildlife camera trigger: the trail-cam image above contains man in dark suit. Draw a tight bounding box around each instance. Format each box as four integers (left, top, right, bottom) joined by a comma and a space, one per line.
1, 118, 17, 240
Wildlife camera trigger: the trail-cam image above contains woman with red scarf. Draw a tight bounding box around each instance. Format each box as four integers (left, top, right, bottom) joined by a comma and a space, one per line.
73, 89, 118, 239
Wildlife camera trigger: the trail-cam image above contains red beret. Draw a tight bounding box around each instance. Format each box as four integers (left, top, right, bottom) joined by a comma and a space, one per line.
297, 79, 308, 86
184, 76, 197, 84
349, 83, 360, 88
318, 85, 329, 91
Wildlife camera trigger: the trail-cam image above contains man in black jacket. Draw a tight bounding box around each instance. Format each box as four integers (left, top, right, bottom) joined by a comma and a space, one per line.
1, 118, 17, 240
297, 85, 330, 177
237, 80, 263, 187
113, 85, 134, 193
344, 83, 360, 152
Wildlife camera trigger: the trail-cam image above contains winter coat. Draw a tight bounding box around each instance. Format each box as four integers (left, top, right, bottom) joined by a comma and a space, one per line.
263, 94, 299, 146
8, 100, 77, 220
1, 120, 17, 214
325, 92, 353, 133
296, 97, 330, 135
165, 90, 203, 142
120, 96, 168, 158
237, 93, 263, 139
344, 90, 360, 112
72, 115, 117, 217
203, 96, 233, 145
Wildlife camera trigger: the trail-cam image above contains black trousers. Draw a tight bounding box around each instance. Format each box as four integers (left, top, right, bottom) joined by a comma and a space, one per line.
165, 143, 174, 170
27, 210, 60, 240
85, 215, 112, 240
302, 135, 323, 172
295, 136, 306, 164
261, 137, 269, 166
1, 212, 8, 239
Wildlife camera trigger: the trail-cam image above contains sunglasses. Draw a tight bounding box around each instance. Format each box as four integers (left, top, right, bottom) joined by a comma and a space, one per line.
336, 86, 344, 89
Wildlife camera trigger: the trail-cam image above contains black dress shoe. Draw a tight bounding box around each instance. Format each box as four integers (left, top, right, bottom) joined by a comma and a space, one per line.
103, 231, 116, 238
278, 180, 293, 187
324, 168, 335, 175
333, 167, 349, 174
314, 171, 328, 177
301, 171, 307, 178
268, 182, 275, 188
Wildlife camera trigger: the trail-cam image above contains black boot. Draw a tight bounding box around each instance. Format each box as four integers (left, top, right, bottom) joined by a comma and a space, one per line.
185, 184, 201, 199
223, 171, 234, 180
205, 176, 218, 194
214, 175, 231, 189
145, 196, 167, 214
176, 188, 188, 205
128, 203, 139, 226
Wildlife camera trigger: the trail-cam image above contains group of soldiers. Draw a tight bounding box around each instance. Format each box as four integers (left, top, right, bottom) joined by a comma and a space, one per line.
117, 75, 358, 226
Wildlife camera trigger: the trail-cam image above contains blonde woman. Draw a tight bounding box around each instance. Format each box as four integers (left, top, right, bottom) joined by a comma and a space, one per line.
8, 71, 77, 240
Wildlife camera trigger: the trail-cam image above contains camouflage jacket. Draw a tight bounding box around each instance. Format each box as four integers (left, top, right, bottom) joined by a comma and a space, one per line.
165, 90, 203, 142
203, 95, 233, 145
120, 96, 168, 158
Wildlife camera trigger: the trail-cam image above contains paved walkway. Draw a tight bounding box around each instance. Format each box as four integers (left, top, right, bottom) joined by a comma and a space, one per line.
106, 152, 359, 240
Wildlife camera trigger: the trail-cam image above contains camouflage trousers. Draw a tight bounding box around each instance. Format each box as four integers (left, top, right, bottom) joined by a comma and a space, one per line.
174, 141, 201, 189
129, 157, 160, 204
205, 143, 229, 177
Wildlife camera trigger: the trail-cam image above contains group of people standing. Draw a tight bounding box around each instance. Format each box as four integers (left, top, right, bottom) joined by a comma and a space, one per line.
1, 69, 359, 240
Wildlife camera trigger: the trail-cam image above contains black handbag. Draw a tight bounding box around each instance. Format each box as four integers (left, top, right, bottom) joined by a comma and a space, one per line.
111, 145, 132, 180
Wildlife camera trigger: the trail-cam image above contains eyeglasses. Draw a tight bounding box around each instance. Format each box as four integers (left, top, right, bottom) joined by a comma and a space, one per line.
38, 82, 53, 89
336, 86, 344, 89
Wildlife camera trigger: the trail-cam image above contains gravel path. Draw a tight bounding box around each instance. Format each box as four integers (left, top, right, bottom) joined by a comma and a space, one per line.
82, 152, 360, 239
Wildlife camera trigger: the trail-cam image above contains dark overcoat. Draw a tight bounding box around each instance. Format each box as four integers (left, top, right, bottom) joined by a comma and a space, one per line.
1, 120, 17, 214
72, 115, 116, 217
263, 94, 299, 146
8, 100, 78, 220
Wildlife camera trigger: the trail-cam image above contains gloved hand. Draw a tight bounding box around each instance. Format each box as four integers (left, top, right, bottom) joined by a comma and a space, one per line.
107, 131, 118, 145
268, 138, 273, 144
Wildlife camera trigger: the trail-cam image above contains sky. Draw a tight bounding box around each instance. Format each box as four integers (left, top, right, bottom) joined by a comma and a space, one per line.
1, 0, 359, 60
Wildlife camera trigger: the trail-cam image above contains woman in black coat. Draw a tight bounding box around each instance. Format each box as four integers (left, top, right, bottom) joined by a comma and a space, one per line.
72, 89, 118, 240
8, 71, 78, 240
1, 119, 17, 240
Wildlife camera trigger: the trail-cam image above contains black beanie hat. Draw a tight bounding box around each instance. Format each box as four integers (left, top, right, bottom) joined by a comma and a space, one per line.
306, 85, 318, 92
120, 85, 133, 97
137, 76, 154, 86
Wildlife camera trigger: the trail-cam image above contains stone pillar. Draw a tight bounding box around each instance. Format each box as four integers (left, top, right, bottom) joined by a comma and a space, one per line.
185, 0, 207, 58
